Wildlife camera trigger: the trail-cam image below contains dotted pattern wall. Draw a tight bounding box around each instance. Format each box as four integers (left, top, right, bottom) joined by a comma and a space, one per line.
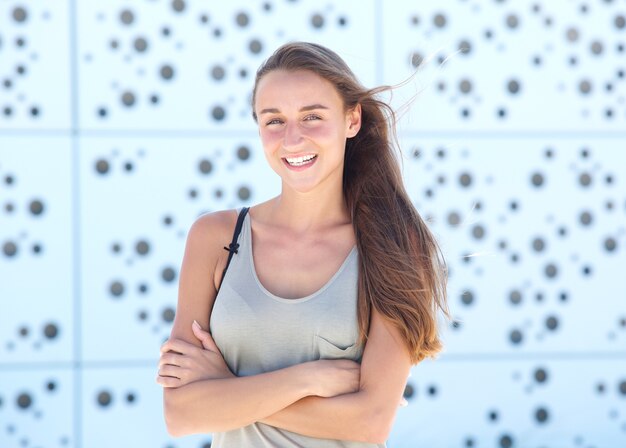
1, 1, 625, 447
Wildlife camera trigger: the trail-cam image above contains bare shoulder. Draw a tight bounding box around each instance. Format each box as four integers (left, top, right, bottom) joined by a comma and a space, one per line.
168, 208, 240, 345
189, 208, 241, 286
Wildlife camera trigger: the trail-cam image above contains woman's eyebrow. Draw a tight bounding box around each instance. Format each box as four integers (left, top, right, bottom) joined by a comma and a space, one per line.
258, 104, 329, 115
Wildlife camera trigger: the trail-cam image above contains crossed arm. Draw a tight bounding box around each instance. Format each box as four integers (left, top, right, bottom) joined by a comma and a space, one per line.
159, 308, 412, 443
158, 213, 413, 443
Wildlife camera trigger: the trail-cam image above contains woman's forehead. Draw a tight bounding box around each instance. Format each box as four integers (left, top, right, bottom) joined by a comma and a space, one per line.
255, 70, 342, 109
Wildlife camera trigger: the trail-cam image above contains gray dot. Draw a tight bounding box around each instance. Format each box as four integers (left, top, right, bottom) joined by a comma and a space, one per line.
461, 290, 473, 305
95, 159, 110, 174
510, 329, 523, 344
43, 323, 58, 339
471, 225, 485, 239
133, 37, 148, 52
535, 407, 549, 423
410, 51, 423, 68
532, 237, 545, 252
235, 12, 250, 27
403, 383, 414, 399
545, 315, 559, 330
615, 15, 625, 29
160, 64, 175, 80
458, 39, 471, 54
509, 290, 522, 305
238, 186, 251, 200
534, 367, 547, 383
500, 434, 513, 448
566, 27, 579, 42
97, 391, 112, 407
110, 280, 125, 298
579, 172, 592, 187
212, 105, 226, 121
505, 14, 519, 29
172, 0, 186, 13
579, 210, 593, 226
199, 159, 213, 174
619, 380, 626, 395
459, 172, 472, 187
3, 241, 18, 257
249, 39, 262, 54
311, 13, 324, 28
237, 145, 250, 161
120, 9, 134, 25
447, 211, 461, 226
162, 307, 175, 323
12, 7, 28, 23
531, 172, 544, 187
29, 199, 44, 216
16, 392, 32, 409
544, 263, 558, 278
161, 266, 176, 282
135, 240, 150, 255
211, 65, 225, 80
590, 40, 603, 55
126, 392, 136, 404
604, 237, 617, 252
507, 79, 520, 94
18, 326, 29, 337
121, 91, 135, 107
459, 79, 472, 94
433, 13, 446, 27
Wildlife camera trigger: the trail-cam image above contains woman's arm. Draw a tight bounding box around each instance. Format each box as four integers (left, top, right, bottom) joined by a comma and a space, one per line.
164, 361, 315, 436
257, 307, 413, 444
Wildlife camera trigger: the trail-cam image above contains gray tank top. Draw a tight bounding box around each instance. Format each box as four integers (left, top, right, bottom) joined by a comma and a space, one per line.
209, 207, 386, 447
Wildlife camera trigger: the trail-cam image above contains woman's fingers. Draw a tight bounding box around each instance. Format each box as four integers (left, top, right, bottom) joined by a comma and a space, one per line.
156, 373, 181, 388
160, 337, 195, 355
191, 320, 220, 352
158, 364, 182, 378
159, 352, 185, 368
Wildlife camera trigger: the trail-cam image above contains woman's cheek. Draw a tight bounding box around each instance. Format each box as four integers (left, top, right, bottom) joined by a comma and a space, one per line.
260, 129, 281, 149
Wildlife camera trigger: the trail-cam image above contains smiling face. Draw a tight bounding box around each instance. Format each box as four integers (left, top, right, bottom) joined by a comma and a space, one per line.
253, 69, 361, 193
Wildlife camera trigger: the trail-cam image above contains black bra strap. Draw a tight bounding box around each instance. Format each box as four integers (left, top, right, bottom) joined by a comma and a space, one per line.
218, 207, 250, 292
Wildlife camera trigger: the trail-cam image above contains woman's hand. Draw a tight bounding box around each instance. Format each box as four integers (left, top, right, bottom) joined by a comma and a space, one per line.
309, 358, 361, 398
156, 320, 234, 388
310, 359, 409, 407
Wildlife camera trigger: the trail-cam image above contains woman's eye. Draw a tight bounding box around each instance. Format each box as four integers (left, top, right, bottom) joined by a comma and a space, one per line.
266, 118, 282, 125
304, 115, 321, 121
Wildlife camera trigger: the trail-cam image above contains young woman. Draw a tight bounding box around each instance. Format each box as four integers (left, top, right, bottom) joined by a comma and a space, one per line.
156, 41, 451, 447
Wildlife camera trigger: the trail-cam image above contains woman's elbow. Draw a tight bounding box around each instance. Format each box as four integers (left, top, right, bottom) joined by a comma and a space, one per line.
163, 389, 190, 437
366, 407, 395, 444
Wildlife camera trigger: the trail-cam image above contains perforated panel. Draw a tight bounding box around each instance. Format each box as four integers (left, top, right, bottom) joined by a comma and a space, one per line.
1, 1, 625, 447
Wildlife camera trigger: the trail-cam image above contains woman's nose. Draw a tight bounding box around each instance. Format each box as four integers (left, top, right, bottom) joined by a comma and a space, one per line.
283, 122, 303, 147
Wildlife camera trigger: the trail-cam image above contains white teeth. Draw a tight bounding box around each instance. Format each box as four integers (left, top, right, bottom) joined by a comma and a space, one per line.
286, 154, 316, 165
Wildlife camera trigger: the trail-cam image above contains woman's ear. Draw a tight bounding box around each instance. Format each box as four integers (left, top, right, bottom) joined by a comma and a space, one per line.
346, 103, 362, 138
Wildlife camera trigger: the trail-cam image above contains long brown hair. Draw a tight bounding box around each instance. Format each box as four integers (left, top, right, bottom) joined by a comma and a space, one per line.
251, 42, 452, 364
